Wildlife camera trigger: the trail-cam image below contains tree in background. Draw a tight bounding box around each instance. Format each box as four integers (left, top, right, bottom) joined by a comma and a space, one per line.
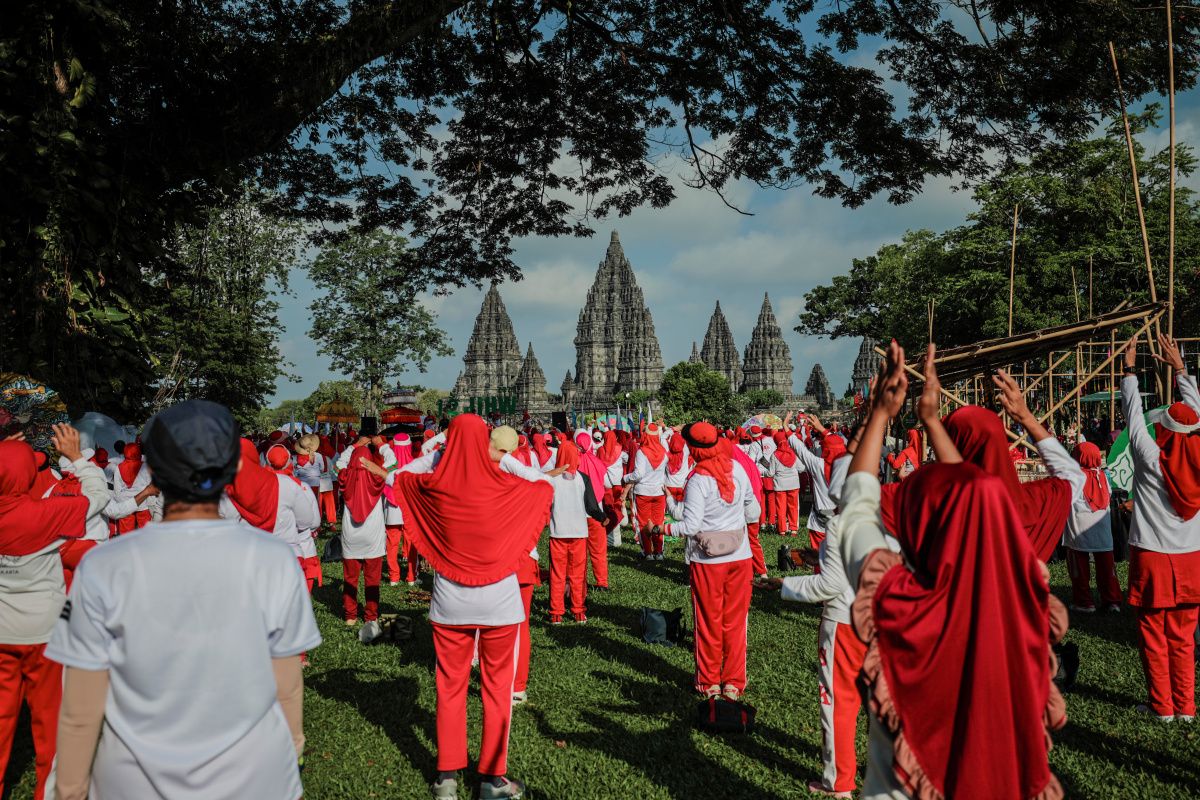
657, 362, 744, 428
798, 110, 1200, 349
257, 379, 366, 432
740, 389, 784, 414
416, 388, 449, 417
308, 231, 451, 418
148, 186, 301, 428
4, 3, 1194, 416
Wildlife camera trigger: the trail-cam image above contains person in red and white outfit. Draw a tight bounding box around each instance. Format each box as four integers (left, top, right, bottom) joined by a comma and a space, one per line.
382, 434, 415, 586
1065, 440, 1123, 613
767, 431, 801, 535
1122, 335, 1200, 722
665, 423, 759, 700
110, 441, 152, 534
391, 414, 552, 800
596, 431, 628, 545
338, 445, 387, 641
783, 414, 845, 571
665, 434, 691, 503
574, 431, 612, 590
264, 445, 323, 596
294, 434, 336, 526
728, 435, 768, 578
546, 443, 607, 624
623, 423, 669, 560
0, 425, 108, 800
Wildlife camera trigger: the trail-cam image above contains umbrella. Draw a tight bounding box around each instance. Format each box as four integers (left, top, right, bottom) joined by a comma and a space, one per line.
315, 399, 359, 425
74, 411, 137, 454
742, 413, 783, 431
0, 373, 70, 452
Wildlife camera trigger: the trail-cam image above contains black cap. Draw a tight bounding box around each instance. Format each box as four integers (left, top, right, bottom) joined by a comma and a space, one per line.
142, 400, 239, 502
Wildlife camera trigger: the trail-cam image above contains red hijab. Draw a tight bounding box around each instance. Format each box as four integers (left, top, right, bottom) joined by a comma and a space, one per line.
266, 445, 293, 474
1072, 442, 1110, 512
339, 445, 386, 524
667, 434, 690, 474
944, 406, 1071, 562
390, 435, 415, 471
729, 437, 764, 506
556, 441, 580, 474
575, 431, 606, 500
28, 452, 58, 500
597, 431, 623, 466
226, 438, 280, 532
118, 442, 143, 488
91, 448, 109, 470
0, 441, 88, 555
686, 423, 735, 502
820, 434, 846, 483
392, 415, 552, 586
531, 432, 552, 467
875, 463, 1055, 799
1156, 402, 1200, 520
772, 431, 797, 468
514, 435, 533, 467
639, 424, 666, 469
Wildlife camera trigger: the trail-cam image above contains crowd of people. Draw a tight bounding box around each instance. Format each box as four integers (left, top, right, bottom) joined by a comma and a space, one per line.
0, 332, 1196, 799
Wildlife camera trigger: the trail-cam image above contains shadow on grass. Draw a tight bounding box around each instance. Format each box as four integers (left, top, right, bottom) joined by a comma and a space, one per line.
1055, 716, 1200, 796
306, 668, 435, 776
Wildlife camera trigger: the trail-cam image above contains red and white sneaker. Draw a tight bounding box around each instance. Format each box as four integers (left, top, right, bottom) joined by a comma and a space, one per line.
807, 780, 852, 798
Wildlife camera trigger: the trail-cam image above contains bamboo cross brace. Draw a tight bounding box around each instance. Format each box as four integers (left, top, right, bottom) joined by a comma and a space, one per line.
1022, 351, 1073, 398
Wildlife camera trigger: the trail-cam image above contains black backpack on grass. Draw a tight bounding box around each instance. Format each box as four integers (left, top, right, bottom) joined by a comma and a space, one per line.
696, 698, 756, 734
777, 544, 797, 572
640, 607, 684, 646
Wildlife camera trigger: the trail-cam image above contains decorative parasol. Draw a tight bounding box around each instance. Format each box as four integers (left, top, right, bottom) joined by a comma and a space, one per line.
315, 399, 359, 425
742, 413, 783, 431
0, 373, 70, 452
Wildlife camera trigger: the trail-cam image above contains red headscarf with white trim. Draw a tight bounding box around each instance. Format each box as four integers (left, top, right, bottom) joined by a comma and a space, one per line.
339, 445, 386, 524
639, 423, 666, 469
1156, 401, 1200, 520
226, 438, 280, 532
117, 442, 143, 488
684, 422, 734, 502
1071, 442, 1110, 512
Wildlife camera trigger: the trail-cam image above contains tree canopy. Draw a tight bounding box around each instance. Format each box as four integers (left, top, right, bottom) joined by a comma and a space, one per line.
658, 362, 744, 427
307, 230, 450, 418
798, 109, 1200, 349
4, 1, 1196, 417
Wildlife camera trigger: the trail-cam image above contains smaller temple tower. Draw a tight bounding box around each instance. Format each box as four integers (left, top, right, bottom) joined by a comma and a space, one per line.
689, 342, 702, 364
740, 294, 793, 395
700, 301, 742, 392
512, 343, 549, 413
805, 364, 835, 409
848, 338, 883, 395
452, 284, 525, 399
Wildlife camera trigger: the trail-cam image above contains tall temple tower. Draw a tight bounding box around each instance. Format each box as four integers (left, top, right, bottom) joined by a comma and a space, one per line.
571, 232, 664, 406
805, 363, 835, 409
452, 284, 524, 399
689, 342, 702, 364
740, 294, 793, 395
848, 337, 882, 395
700, 301, 742, 391
512, 343, 549, 413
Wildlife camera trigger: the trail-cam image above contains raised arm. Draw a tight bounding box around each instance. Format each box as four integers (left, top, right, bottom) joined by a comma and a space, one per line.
1155, 333, 1200, 413
994, 367, 1054, 445
53, 425, 110, 520
1122, 341, 1157, 464
917, 345, 963, 465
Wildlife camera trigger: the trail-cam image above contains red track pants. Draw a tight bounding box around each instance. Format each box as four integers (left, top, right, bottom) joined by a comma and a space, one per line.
772, 489, 799, 533
549, 538, 587, 618
635, 495, 666, 555
690, 559, 753, 692
586, 518, 609, 588
385, 525, 404, 584
515, 556, 540, 694
0, 644, 60, 800
760, 490, 772, 526
59, 539, 98, 592
312, 487, 337, 524
1067, 549, 1123, 608
1138, 605, 1199, 717
116, 509, 151, 535
816, 619, 867, 793
604, 487, 625, 534
433, 623, 519, 774
342, 557, 382, 622
747, 522, 766, 577
809, 529, 826, 574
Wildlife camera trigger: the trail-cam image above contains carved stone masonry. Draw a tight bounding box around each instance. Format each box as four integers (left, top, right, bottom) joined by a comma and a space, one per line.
740, 293, 793, 395
848, 337, 883, 395
512, 342, 549, 413
452, 284, 524, 400
700, 300, 742, 392
805, 363, 835, 409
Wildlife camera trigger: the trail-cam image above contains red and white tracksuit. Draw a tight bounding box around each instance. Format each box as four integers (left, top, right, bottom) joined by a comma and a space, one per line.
1064, 495, 1122, 608
548, 472, 604, 619
432, 623, 519, 774
625, 450, 668, 556
781, 502, 873, 794
1122, 373, 1200, 718
791, 434, 840, 572
515, 555, 540, 694
667, 462, 760, 693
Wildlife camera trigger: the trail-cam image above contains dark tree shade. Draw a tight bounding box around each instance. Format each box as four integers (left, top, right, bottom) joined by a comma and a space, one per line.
2, 1, 1195, 418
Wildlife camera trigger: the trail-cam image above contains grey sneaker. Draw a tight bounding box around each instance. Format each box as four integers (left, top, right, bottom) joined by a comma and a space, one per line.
511, 690, 528, 705
359, 620, 382, 644
431, 777, 458, 799
479, 777, 524, 799
1135, 703, 1174, 723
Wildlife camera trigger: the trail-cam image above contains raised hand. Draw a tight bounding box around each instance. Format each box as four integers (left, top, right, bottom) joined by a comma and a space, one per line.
1124, 341, 1138, 371
917, 343, 942, 424
872, 340, 908, 419
994, 369, 1052, 443
1154, 332, 1186, 373
51, 423, 83, 462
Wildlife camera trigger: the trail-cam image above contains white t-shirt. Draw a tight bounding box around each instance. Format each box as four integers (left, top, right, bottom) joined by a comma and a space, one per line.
340, 499, 386, 559
45, 519, 321, 800
667, 461, 759, 565
293, 453, 326, 491
623, 450, 667, 496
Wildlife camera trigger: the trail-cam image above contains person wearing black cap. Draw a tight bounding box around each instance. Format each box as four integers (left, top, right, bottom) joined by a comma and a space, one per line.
46, 400, 321, 800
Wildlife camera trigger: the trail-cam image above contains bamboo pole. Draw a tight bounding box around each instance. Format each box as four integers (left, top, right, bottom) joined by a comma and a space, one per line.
1108, 42, 1161, 340
1023, 351, 1073, 398
1008, 203, 1020, 337
1088, 254, 1094, 318
1070, 261, 1081, 322
1075, 344, 1083, 429
1168, 0, 1177, 340
1110, 329, 1117, 427
928, 298, 935, 343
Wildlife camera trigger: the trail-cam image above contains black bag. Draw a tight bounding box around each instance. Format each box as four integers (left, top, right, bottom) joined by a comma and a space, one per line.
321, 536, 343, 563
696, 697, 757, 734
1052, 641, 1080, 691
777, 544, 797, 572
640, 607, 684, 646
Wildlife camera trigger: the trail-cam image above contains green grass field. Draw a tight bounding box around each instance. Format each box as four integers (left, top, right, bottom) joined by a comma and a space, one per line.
6, 528, 1200, 799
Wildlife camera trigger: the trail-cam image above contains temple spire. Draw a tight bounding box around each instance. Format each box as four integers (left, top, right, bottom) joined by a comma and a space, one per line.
453, 284, 524, 399
512, 342, 548, 412
700, 301, 742, 391
741, 293, 792, 394
805, 363, 834, 409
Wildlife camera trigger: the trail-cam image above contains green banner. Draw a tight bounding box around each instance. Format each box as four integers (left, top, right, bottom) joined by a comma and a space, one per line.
1105, 406, 1164, 493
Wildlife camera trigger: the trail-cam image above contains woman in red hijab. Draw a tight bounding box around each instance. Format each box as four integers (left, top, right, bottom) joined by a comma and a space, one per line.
596, 431, 628, 541
113, 442, 151, 533
836, 341, 1067, 799
767, 431, 802, 536
1120, 335, 1200, 721
886, 429, 923, 479
391, 415, 552, 800
664, 423, 759, 700
622, 423, 669, 559
664, 434, 691, 503
1063, 441, 1122, 614
576, 431, 612, 591
942, 367, 1083, 563
338, 445, 387, 633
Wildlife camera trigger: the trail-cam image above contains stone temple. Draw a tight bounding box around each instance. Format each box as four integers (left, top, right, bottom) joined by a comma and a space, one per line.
740, 294, 792, 395
805, 363, 835, 409
700, 301, 743, 392
452, 284, 524, 400
568, 231, 664, 407
848, 337, 883, 395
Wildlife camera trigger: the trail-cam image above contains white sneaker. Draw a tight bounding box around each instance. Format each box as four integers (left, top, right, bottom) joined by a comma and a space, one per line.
1178, 714, 1195, 723
389, 580, 401, 586
511, 691, 528, 705
656, 553, 665, 561
431, 777, 458, 799
1135, 703, 1174, 722
1069, 604, 1096, 614
358, 620, 382, 644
